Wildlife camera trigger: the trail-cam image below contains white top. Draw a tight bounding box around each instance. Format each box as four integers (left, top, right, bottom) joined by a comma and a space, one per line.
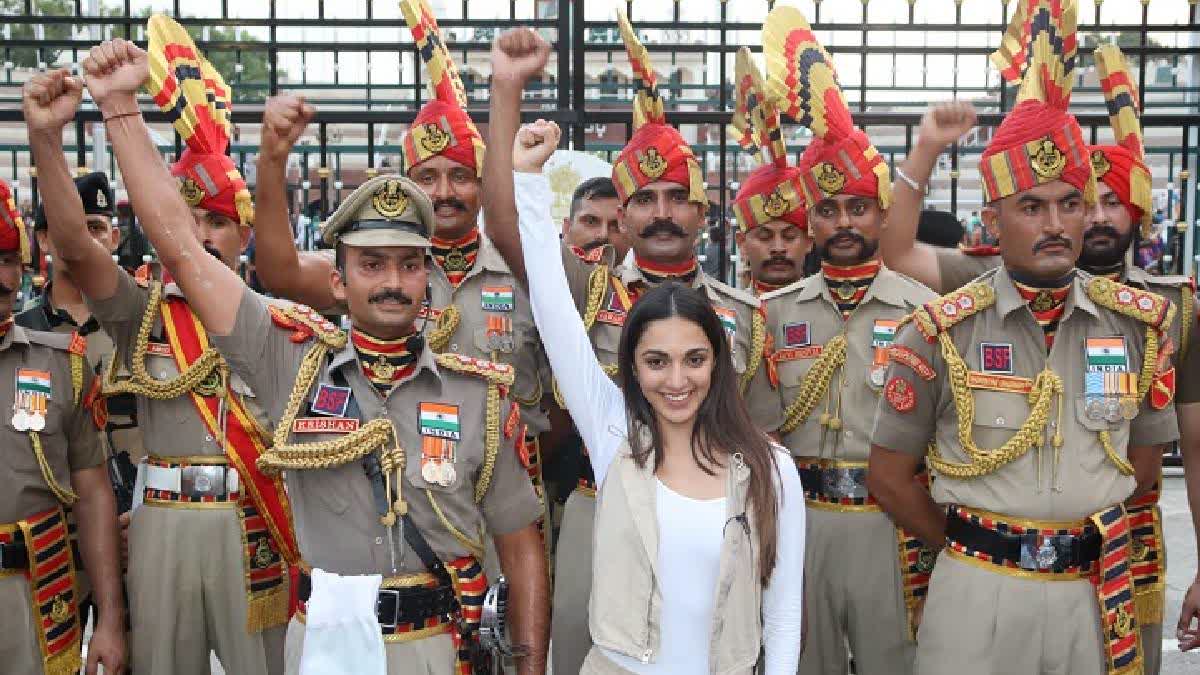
514, 171, 806, 674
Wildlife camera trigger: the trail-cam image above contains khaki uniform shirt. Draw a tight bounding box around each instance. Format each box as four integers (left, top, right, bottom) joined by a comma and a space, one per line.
935, 248, 1001, 293
17, 283, 145, 461
0, 325, 104, 523
871, 266, 1179, 522
745, 267, 936, 460
428, 234, 549, 434
319, 234, 551, 434
87, 270, 266, 459
558, 244, 763, 383
211, 290, 542, 576
1123, 266, 1200, 405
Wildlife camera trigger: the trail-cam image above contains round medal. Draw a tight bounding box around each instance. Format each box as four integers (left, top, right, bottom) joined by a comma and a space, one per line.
869, 366, 887, 388
11, 409, 28, 431
1084, 398, 1104, 421
29, 413, 45, 432
439, 463, 456, 487
421, 461, 440, 484
1103, 398, 1121, 423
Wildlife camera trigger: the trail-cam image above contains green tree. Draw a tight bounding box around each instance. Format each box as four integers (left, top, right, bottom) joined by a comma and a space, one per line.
1, 0, 79, 68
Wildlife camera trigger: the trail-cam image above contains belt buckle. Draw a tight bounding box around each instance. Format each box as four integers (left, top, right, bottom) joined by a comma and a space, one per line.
821, 467, 868, 499
1019, 532, 1069, 572
182, 465, 227, 498
376, 588, 402, 629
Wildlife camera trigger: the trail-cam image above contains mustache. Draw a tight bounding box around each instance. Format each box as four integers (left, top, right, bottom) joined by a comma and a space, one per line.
764, 255, 794, 269
640, 219, 687, 239
1032, 236, 1073, 253
432, 198, 468, 213
202, 243, 223, 261
368, 289, 414, 305
1084, 224, 1122, 241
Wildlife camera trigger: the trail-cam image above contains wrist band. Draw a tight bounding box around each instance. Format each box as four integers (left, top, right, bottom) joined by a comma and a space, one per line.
894, 166, 922, 192
102, 111, 140, 123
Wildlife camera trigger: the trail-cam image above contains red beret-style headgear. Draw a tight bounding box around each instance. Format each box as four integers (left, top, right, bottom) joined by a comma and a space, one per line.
0, 178, 30, 264
145, 14, 253, 226
610, 9, 707, 207
763, 6, 891, 212
400, 0, 486, 177
1089, 44, 1153, 236
729, 48, 806, 233
979, 0, 1096, 206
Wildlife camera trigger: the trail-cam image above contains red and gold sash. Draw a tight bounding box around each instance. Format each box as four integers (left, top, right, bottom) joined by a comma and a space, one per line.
161, 296, 298, 632
1126, 482, 1165, 626
0, 507, 82, 675
1088, 504, 1142, 675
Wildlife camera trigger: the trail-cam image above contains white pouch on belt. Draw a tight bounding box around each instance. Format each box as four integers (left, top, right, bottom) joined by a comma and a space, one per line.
299, 568, 386, 675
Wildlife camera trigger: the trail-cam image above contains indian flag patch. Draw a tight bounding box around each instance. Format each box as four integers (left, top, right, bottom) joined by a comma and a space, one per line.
419, 402, 461, 441
1085, 336, 1128, 372
872, 319, 899, 348
481, 286, 515, 312
17, 368, 52, 399
714, 306, 737, 339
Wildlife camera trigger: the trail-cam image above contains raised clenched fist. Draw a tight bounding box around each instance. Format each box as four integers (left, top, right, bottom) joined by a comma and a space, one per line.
22, 68, 84, 133
916, 100, 977, 151
491, 28, 552, 86
513, 119, 561, 174
81, 38, 149, 110
261, 95, 316, 163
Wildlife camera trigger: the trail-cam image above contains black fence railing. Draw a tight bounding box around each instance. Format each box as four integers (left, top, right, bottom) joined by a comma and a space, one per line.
2, 0, 1198, 283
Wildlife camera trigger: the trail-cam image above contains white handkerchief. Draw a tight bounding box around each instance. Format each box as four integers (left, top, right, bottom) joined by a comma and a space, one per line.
298, 568, 386, 675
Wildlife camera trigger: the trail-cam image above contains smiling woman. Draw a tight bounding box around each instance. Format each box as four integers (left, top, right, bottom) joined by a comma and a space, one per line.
511, 165, 806, 674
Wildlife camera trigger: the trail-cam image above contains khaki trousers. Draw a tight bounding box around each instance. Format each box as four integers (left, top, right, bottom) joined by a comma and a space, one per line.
0, 575, 55, 674
798, 508, 914, 675
283, 616, 459, 674
128, 504, 285, 675
552, 489, 595, 675
915, 553, 1107, 675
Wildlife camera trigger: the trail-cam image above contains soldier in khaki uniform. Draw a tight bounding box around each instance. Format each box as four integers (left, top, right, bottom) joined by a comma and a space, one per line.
868, 6, 1179, 672
28, 23, 297, 674
16, 170, 144, 636
480, 17, 767, 675
0, 177, 125, 673
736, 16, 937, 673
249, 3, 553, 573
79, 40, 552, 666
1083, 45, 1200, 674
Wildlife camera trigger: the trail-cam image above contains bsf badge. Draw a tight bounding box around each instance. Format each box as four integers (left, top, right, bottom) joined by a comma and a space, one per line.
1090, 149, 1111, 179
419, 123, 451, 154
180, 177, 205, 207
252, 539, 275, 569
814, 162, 846, 195
638, 147, 668, 181
1030, 138, 1066, 180
763, 187, 790, 219
372, 180, 411, 220
50, 594, 71, 623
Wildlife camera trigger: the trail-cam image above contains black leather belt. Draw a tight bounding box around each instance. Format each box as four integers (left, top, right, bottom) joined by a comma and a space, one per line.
945, 508, 1103, 573
298, 570, 459, 629
0, 541, 29, 570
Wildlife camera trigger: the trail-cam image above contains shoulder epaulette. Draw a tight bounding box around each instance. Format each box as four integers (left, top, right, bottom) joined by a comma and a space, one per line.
759, 278, 806, 303
1087, 276, 1175, 332
21, 328, 74, 351
268, 304, 346, 349
436, 352, 515, 387
705, 276, 760, 309
912, 283, 995, 339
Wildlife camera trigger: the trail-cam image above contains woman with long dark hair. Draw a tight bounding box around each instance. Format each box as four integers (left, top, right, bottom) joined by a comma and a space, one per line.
506, 164, 806, 675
